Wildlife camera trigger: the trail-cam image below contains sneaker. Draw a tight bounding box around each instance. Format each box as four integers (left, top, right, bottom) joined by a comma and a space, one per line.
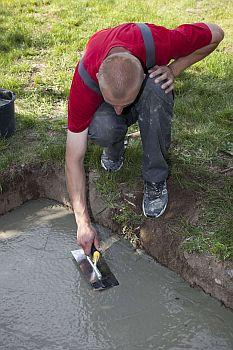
101, 150, 124, 172
142, 180, 168, 218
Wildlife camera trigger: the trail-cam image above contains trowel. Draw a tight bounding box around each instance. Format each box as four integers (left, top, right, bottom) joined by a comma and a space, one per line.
71, 245, 119, 290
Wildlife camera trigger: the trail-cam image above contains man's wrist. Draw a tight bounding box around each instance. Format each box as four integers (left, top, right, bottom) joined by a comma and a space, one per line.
168, 63, 179, 78
74, 212, 91, 226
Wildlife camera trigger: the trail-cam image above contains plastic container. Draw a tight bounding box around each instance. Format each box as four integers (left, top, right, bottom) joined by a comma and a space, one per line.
0, 88, 16, 138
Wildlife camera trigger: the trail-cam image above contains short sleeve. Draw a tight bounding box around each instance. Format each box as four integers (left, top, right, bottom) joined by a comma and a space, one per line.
68, 65, 103, 133
170, 23, 212, 60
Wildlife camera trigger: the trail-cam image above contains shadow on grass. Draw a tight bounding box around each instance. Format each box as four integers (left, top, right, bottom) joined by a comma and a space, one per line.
30, 88, 68, 101
0, 18, 49, 54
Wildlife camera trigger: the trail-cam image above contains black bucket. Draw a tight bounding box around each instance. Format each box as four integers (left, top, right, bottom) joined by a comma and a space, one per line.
0, 88, 16, 138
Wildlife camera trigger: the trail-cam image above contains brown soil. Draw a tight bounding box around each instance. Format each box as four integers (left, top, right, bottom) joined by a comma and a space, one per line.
0, 164, 70, 215
89, 170, 233, 309
0, 164, 233, 309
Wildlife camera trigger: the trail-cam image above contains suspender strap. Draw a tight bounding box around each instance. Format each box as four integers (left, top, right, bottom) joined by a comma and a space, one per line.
78, 23, 156, 93
78, 59, 101, 95
136, 23, 156, 70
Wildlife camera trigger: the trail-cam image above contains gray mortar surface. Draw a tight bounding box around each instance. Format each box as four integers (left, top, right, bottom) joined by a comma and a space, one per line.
1, 165, 232, 308
0, 199, 233, 350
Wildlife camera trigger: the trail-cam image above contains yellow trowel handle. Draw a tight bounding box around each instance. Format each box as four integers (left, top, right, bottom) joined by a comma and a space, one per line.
92, 250, 100, 265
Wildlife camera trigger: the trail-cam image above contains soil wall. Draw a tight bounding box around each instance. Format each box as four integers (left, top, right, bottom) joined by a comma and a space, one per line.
0, 164, 232, 309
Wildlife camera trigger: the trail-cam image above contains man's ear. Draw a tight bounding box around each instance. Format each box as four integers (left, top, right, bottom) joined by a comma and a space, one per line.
144, 73, 146, 79
96, 72, 99, 80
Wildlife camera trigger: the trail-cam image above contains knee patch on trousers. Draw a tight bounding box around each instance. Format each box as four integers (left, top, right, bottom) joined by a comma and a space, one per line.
88, 117, 127, 147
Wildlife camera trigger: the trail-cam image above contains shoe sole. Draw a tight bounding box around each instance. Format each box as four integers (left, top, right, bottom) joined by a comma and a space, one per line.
142, 200, 168, 218
101, 159, 124, 172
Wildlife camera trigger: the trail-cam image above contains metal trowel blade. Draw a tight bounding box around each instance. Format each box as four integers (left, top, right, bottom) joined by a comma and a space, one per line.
71, 248, 119, 290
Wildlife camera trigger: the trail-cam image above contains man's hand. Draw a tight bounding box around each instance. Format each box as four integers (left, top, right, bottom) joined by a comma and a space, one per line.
77, 222, 100, 255
149, 65, 175, 94
149, 24, 224, 88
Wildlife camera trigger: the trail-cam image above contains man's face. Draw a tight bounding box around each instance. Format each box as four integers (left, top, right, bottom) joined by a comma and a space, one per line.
101, 88, 139, 115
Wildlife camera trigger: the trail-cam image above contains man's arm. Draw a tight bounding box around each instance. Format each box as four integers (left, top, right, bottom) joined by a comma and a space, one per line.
65, 129, 99, 254
168, 23, 224, 77
149, 23, 224, 93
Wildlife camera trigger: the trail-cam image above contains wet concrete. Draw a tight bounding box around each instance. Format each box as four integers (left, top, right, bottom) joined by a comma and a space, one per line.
0, 200, 233, 350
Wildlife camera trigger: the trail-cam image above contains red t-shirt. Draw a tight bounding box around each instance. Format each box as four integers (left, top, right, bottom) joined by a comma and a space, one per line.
68, 22, 211, 133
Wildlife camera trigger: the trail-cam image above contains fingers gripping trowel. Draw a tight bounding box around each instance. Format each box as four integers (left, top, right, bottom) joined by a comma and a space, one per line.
71, 245, 119, 290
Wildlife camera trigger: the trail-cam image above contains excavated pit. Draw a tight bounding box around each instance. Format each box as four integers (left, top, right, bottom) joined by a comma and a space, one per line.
0, 199, 233, 350
0, 163, 232, 311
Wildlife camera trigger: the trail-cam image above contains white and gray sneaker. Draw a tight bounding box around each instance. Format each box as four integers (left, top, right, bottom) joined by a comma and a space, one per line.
101, 150, 124, 172
142, 180, 168, 218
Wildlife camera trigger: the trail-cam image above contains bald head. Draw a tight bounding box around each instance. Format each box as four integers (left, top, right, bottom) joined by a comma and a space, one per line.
97, 52, 144, 103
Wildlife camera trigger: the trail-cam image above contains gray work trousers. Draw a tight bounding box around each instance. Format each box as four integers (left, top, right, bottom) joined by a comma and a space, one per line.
88, 76, 174, 183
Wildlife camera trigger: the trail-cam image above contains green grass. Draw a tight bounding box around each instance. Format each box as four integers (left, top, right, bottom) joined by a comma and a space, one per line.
0, 0, 232, 260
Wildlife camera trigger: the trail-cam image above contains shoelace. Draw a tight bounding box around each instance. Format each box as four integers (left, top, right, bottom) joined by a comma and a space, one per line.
104, 154, 123, 163
145, 181, 164, 200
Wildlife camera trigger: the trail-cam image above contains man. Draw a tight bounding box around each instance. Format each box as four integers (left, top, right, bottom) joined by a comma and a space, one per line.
66, 22, 224, 255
